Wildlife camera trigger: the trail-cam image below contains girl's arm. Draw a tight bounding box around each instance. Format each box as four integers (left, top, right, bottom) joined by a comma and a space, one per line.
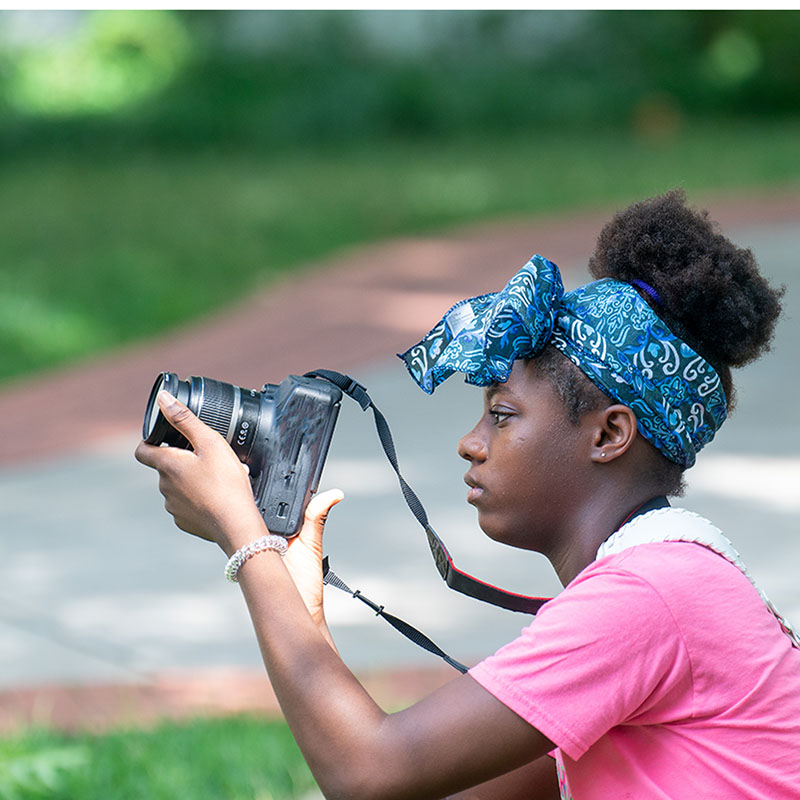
136, 392, 555, 800
448, 756, 560, 800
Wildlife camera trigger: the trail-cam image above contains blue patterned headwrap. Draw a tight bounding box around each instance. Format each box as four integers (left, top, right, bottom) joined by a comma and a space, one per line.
398, 255, 727, 467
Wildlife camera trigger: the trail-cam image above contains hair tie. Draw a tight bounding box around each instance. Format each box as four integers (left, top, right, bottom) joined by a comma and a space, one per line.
630, 279, 663, 308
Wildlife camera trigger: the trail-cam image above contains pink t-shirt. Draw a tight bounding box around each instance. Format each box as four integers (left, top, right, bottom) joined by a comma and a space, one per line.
469, 542, 800, 799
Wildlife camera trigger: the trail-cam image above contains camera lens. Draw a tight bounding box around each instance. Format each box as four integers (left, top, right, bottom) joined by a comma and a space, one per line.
143, 372, 263, 465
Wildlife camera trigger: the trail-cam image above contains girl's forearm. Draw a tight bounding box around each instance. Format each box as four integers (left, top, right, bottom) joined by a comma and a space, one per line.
235, 550, 399, 799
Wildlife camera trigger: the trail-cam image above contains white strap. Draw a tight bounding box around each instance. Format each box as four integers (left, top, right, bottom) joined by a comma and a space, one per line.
597, 507, 800, 649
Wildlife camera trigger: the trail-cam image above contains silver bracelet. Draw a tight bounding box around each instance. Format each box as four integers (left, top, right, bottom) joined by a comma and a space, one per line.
224, 534, 288, 583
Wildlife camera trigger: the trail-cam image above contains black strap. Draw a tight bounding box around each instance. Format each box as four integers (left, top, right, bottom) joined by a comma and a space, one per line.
322, 557, 468, 673
616, 495, 670, 528
306, 369, 552, 615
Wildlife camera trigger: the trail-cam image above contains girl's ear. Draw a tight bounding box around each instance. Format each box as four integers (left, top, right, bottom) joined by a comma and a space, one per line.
589, 404, 638, 463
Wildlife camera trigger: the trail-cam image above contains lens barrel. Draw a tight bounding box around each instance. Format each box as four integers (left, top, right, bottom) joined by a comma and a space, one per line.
143, 372, 263, 465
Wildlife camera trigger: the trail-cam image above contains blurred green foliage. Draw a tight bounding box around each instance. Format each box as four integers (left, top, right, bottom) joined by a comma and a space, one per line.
0, 740, 89, 800
2, 11, 190, 117
0, 716, 316, 799
0, 10, 799, 383
1, 10, 799, 152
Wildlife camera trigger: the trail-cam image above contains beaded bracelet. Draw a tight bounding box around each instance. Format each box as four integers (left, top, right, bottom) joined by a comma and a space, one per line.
224, 534, 289, 583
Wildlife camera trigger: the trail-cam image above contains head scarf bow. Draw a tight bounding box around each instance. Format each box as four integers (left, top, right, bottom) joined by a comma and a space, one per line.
398, 255, 727, 467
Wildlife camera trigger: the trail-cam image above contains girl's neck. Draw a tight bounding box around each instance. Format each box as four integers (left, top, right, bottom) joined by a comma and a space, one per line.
550, 489, 665, 586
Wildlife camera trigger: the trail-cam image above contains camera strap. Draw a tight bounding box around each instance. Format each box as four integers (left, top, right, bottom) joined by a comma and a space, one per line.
321, 555, 468, 673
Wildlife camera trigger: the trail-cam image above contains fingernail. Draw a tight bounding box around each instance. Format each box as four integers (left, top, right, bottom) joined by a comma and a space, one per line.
157, 390, 179, 412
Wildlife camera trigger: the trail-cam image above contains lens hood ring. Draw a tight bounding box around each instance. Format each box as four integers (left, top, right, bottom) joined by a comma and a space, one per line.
143, 371, 181, 444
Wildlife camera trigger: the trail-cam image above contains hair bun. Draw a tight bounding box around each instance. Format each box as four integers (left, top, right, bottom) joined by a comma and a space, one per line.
588, 189, 784, 370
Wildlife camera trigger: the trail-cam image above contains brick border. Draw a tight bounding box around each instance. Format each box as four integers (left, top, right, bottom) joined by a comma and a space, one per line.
0, 665, 455, 734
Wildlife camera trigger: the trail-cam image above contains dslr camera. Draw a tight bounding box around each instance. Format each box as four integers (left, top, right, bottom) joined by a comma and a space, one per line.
143, 371, 341, 536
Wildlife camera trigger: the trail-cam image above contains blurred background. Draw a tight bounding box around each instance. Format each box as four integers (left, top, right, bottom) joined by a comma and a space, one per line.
0, 10, 798, 798
1, 8, 799, 382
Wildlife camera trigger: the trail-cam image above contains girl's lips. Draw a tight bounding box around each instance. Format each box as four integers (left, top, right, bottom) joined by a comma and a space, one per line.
466, 486, 484, 503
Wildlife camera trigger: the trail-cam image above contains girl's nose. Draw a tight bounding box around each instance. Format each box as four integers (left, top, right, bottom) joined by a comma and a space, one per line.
458, 424, 487, 463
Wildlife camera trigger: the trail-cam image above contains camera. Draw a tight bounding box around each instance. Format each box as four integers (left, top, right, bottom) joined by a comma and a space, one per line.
143, 372, 342, 536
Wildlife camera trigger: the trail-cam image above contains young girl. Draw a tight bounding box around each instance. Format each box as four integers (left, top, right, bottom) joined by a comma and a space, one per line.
136, 190, 799, 799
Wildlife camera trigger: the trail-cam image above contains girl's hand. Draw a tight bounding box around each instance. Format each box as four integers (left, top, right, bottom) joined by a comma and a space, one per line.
135, 391, 266, 555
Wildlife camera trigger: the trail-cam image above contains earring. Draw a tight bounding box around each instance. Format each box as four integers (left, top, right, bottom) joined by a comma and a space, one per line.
600, 451, 606, 458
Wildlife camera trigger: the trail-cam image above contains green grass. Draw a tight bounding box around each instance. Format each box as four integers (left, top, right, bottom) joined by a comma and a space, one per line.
2, 118, 800, 384
0, 715, 317, 800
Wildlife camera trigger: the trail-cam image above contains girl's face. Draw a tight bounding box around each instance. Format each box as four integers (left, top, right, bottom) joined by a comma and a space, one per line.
457, 358, 587, 554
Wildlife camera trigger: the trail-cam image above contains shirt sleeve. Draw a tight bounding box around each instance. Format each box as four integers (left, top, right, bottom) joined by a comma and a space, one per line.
468, 560, 694, 761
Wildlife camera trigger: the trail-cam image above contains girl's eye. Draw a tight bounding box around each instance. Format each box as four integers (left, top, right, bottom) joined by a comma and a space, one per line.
489, 409, 512, 425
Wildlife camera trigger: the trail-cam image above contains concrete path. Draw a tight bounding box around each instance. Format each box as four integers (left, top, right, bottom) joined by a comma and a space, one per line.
1, 191, 798, 728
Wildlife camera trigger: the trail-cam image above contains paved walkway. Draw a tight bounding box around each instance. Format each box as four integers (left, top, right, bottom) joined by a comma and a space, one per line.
1, 190, 798, 731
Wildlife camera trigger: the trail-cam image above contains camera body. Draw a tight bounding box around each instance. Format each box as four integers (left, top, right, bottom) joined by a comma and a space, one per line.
143, 372, 342, 536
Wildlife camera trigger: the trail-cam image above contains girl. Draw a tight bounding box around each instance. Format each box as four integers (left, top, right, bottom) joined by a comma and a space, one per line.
137, 190, 799, 799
